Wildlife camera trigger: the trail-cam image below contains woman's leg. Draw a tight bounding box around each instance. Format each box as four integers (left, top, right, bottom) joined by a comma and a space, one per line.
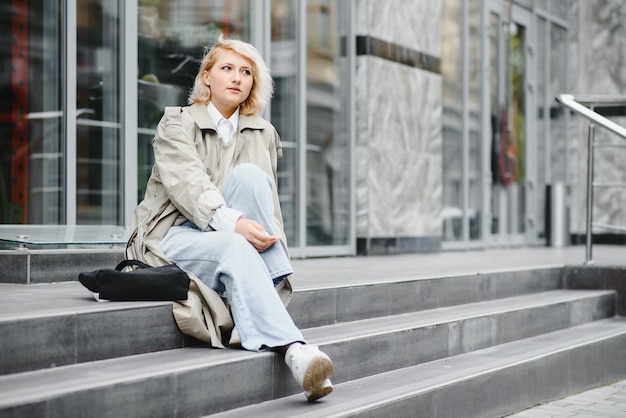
222, 163, 292, 283
161, 163, 334, 401
160, 223, 304, 351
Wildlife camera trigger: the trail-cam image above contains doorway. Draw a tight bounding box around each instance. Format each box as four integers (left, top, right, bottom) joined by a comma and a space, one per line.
484, 1, 536, 245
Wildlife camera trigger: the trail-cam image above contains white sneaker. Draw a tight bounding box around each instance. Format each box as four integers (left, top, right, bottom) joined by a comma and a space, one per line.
285, 343, 334, 402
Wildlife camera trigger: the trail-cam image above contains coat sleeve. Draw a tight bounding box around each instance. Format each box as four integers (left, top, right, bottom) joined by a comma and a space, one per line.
153, 106, 225, 229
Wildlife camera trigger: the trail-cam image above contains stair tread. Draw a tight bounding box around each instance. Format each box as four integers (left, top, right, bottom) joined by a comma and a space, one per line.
0, 288, 615, 407
0, 277, 603, 323
208, 316, 626, 417
0, 282, 171, 321
307, 288, 614, 343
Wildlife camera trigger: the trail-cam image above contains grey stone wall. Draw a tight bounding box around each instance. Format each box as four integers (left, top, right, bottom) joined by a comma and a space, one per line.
355, 0, 443, 254
569, 0, 626, 236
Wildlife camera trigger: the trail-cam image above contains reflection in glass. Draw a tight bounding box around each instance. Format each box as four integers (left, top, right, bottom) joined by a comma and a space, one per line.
489, 12, 500, 235
441, 0, 463, 241
489, 13, 527, 236
548, 0, 571, 20
468, 0, 482, 240
305, 0, 350, 246
76, 0, 121, 224
511, 23, 526, 234
0, 1, 64, 224
441, 0, 484, 242
271, 0, 299, 245
136, 0, 251, 202
550, 24, 567, 183
536, 17, 547, 239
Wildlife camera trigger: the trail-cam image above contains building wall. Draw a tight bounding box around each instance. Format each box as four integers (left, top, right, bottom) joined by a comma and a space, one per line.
569, 0, 626, 237
354, 0, 443, 255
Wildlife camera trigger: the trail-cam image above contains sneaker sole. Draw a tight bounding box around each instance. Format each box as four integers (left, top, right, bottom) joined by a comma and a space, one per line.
303, 357, 334, 402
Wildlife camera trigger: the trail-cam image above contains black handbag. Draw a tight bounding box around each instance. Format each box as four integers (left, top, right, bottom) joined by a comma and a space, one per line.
78, 259, 190, 301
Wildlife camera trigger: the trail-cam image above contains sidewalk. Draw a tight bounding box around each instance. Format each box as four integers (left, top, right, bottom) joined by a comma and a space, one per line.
508, 379, 626, 417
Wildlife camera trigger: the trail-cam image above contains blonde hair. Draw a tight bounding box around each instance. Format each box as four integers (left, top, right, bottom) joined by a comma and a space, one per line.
188, 36, 273, 116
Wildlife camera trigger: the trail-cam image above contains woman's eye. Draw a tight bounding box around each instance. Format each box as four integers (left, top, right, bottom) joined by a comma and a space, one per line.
221, 65, 231, 71
242, 69, 252, 76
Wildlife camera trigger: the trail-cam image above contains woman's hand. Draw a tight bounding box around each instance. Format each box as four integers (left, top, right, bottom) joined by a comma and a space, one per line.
235, 218, 278, 252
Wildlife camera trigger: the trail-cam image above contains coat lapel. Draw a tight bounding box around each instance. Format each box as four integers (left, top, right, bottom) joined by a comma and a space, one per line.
187, 102, 216, 131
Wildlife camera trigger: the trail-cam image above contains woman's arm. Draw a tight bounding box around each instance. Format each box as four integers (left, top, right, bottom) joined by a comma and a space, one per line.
153, 107, 225, 230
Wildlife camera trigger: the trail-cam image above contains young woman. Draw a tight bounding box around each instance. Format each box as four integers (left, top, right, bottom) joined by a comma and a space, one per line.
127, 37, 334, 402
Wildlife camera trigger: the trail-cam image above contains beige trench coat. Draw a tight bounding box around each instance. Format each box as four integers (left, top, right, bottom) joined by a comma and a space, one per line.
126, 103, 293, 348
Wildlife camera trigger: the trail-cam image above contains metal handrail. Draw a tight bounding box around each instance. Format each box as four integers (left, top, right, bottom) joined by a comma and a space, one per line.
556, 94, 626, 264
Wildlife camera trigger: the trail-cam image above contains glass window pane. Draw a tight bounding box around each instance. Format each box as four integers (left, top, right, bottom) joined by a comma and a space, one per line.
136, 0, 252, 202
271, 0, 299, 246
511, 22, 526, 234
536, 17, 547, 240
1, 1, 64, 224
489, 11, 500, 236
441, 0, 463, 241
305, 0, 350, 246
76, 0, 122, 224
549, 0, 571, 20
550, 24, 567, 183
468, 0, 483, 240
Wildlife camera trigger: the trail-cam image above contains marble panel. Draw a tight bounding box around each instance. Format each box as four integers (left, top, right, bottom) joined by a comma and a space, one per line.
356, 56, 442, 238
569, 0, 626, 234
356, 0, 441, 57
356, 56, 373, 237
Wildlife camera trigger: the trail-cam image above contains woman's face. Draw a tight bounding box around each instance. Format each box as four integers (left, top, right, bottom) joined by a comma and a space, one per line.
203, 50, 254, 118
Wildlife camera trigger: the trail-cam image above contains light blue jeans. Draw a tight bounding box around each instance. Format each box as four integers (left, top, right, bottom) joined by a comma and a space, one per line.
160, 163, 305, 351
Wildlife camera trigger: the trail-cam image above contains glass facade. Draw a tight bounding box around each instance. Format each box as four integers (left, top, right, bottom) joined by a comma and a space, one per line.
2, 0, 575, 254
76, 0, 122, 224
441, 0, 570, 246
136, 0, 252, 201
271, 0, 300, 246
1, 0, 352, 254
304, 0, 351, 248
1, 1, 65, 224
441, 0, 463, 241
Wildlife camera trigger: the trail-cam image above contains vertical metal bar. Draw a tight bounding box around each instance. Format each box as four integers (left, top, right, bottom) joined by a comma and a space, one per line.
251, 0, 271, 121
461, 0, 469, 242
585, 123, 595, 264
123, 0, 138, 227
481, 0, 491, 243
297, 0, 307, 252
347, 0, 356, 254
543, 18, 551, 185
66, 0, 77, 224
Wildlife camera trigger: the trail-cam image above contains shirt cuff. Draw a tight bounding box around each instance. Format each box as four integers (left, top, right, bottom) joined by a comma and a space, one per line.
209, 206, 244, 232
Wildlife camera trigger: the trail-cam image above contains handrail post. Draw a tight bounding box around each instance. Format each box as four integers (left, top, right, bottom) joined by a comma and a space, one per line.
585, 123, 595, 265
556, 94, 626, 265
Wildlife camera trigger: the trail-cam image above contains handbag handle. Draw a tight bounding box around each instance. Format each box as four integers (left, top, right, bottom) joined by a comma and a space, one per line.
115, 259, 153, 271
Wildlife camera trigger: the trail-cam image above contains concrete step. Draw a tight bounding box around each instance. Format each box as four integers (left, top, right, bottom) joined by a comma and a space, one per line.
0, 267, 578, 375
209, 317, 626, 418
0, 249, 125, 284
287, 266, 563, 328
0, 282, 193, 375
0, 289, 616, 416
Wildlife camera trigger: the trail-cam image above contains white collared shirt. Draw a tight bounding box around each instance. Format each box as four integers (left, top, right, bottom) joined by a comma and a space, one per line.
207, 102, 239, 144
205, 102, 244, 231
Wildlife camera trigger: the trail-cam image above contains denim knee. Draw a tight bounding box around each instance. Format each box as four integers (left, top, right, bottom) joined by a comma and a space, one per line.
228, 163, 273, 191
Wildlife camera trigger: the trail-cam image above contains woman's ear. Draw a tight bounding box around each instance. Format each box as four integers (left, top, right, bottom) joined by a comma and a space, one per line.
202, 70, 211, 87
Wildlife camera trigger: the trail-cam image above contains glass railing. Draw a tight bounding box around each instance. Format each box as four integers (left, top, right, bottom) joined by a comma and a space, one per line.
0, 225, 129, 250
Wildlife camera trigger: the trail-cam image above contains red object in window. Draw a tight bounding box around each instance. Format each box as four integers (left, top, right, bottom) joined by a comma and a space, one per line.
11, 0, 28, 222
